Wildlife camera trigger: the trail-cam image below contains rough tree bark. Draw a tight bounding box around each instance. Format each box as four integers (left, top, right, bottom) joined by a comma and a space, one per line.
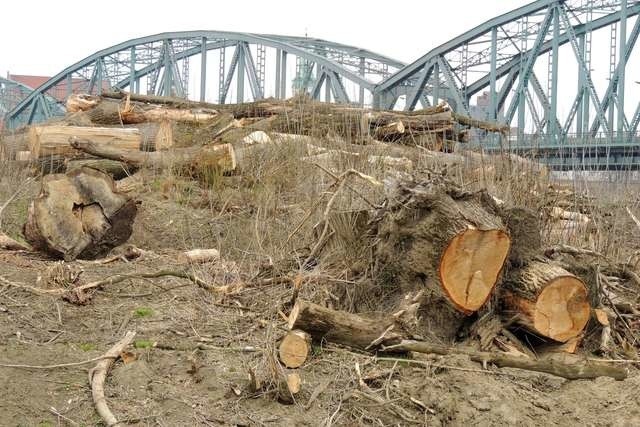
503, 260, 591, 343
70, 138, 236, 174
374, 176, 511, 317
28, 125, 141, 158
288, 300, 410, 351
23, 167, 138, 260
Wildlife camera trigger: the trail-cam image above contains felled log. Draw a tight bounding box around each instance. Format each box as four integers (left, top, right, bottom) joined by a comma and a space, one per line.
66, 159, 134, 180
382, 340, 627, 381
84, 97, 218, 125
66, 94, 99, 112
503, 260, 591, 342
374, 176, 511, 318
549, 207, 590, 224
101, 90, 291, 120
373, 121, 405, 141
279, 330, 312, 368
28, 125, 141, 158
23, 167, 138, 260
179, 249, 221, 264
452, 112, 510, 134
70, 138, 236, 174
288, 300, 409, 351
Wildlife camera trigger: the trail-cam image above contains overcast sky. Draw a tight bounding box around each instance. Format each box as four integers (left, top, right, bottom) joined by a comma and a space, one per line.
0, 0, 530, 76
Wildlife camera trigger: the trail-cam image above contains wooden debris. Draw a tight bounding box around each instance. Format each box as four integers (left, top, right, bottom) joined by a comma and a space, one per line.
288, 300, 409, 351
66, 158, 133, 180
375, 175, 511, 315
28, 125, 141, 158
70, 137, 236, 174
66, 93, 99, 112
89, 331, 136, 427
279, 330, 312, 368
23, 167, 137, 260
179, 249, 221, 264
382, 340, 627, 381
503, 260, 591, 342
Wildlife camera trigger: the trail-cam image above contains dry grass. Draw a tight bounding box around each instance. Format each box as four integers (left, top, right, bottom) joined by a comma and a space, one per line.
1, 113, 640, 425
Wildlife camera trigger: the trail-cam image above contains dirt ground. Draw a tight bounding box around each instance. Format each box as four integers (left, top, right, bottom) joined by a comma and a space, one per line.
1, 149, 640, 426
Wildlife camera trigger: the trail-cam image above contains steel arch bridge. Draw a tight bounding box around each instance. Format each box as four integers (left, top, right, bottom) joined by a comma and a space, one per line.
3, 0, 640, 168
374, 0, 640, 149
4, 31, 405, 129
0, 77, 62, 127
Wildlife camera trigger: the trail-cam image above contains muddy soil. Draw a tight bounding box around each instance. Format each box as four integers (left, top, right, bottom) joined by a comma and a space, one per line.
0, 179, 638, 426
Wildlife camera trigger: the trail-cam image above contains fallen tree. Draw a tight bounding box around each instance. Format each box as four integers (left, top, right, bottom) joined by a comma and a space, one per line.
288, 300, 411, 351
286, 301, 626, 380
69, 137, 236, 175
70, 94, 219, 125
28, 125, 142, 158
381, 340, 627, 381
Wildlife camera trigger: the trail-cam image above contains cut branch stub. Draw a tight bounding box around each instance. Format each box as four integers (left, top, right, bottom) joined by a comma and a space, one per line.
23, 167, 137, 261
279, 330, 312, 368
503, 260, 591, 342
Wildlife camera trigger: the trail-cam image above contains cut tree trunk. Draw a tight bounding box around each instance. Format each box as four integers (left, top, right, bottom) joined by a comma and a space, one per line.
28, 125, 141, 158
23, 167, 138, 260
382, 340, 627, 381
70, 138, 236, 174
375, 177, 511, 317
279, 329, 312, 368
373, 121, 405, 141
84, 97, 218, 125
288, 300, 410, 351
503, 260, 591, 342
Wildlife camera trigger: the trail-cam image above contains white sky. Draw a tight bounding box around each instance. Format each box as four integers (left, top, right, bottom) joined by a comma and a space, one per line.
0, 0, 530, 76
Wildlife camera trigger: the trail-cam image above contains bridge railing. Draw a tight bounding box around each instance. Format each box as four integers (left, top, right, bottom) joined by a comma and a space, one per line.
478, 131, 640, 171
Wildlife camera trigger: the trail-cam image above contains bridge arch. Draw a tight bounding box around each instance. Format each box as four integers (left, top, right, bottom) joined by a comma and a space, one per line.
4, 31, 404, 129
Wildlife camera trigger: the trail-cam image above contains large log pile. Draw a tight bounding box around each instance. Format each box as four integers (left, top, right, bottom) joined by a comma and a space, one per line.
0, 90, 633, 389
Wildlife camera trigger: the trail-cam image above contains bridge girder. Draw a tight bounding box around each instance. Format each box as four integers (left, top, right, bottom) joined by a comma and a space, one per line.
4, 31, 405, 129
0, 77, 63, 127
373, 0, 640, 147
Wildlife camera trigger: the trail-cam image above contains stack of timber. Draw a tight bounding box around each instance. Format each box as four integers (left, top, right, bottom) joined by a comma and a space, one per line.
1, 91, 513, 181
269, 173, 631, 381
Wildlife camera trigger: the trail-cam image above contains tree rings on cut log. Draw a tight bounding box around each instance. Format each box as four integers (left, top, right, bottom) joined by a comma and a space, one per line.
23, 167, 137, 261
279, 330, 312, 368
439, 228, 511, 313
374, 178, 511, 320
503, 261, 591, 342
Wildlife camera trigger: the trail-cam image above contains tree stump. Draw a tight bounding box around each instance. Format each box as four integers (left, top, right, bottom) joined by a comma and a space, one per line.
23, 167, 137, 260
375, 177, 511, 315
503, 260, 591, 342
